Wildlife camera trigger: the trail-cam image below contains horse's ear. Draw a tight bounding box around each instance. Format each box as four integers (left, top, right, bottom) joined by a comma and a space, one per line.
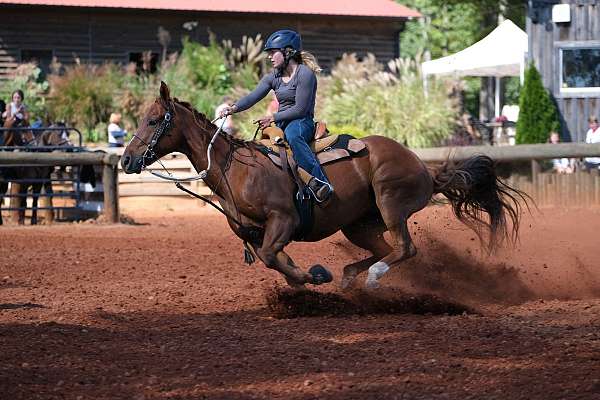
159, 81, 170, 104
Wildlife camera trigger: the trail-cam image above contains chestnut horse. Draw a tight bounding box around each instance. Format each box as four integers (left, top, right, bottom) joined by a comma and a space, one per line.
122, 82, 526, 289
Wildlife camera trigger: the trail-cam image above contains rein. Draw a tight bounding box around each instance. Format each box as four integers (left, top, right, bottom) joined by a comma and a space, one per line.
131, 105, 265, 253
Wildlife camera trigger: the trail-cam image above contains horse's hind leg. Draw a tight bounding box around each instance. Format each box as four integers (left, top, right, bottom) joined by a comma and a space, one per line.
363, 175, 430, 288
340, 217, 392, 290
365, 215, 416, 288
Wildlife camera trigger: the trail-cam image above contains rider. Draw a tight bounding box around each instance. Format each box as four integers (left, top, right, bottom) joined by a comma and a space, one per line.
219, 29, 334, 202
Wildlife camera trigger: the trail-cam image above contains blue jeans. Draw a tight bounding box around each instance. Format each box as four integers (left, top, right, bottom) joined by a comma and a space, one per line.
278, 116, 330, 184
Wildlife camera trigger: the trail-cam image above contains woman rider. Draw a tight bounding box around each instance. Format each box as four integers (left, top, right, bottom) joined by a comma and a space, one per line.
219, 29, 333, 202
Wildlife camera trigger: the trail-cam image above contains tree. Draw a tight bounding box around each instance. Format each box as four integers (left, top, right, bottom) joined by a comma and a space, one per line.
398, 0, 526, 59
516, 64, 561, 144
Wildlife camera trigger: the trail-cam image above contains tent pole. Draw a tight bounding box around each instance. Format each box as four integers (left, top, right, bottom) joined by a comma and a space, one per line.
495, 76, 501, 118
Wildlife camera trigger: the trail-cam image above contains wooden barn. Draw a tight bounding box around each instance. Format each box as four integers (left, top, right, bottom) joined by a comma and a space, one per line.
527, 0, 600, 142
0, 0, 419, 78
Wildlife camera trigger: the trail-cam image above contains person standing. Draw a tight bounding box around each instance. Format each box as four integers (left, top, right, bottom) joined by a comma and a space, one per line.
107, 113, 127, 148
549, 131, 574, 173
584, 116, 600, 170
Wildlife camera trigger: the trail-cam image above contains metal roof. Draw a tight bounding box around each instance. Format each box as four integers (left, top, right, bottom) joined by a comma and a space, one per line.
0, 0, 421, 18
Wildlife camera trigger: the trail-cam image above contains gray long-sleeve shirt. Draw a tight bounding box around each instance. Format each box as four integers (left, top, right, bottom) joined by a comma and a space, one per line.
234, 64, 317, 122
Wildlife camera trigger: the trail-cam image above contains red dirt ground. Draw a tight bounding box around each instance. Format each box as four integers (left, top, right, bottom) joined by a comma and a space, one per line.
1, 199, 600, 400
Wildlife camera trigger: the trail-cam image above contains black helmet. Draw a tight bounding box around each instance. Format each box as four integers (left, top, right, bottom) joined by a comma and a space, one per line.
264, 29, 302, 52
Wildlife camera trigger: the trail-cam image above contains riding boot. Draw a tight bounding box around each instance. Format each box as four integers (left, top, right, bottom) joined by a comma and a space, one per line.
308, 177, 333, 203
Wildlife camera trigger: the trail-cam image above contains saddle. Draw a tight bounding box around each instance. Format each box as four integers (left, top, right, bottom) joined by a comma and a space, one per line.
254, 124, 366, 241
258, 124, 366, 184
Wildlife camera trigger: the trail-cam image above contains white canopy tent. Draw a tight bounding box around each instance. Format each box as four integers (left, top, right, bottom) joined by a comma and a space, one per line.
421, 19, 528, 117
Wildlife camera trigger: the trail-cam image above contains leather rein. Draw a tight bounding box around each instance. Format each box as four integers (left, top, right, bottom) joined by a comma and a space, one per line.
130, 103, 263, 244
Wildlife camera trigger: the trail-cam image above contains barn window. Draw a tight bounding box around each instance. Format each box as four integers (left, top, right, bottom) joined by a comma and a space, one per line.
560, 46, 600, 93
128, 52, 159, 74
20, 49, 53, 78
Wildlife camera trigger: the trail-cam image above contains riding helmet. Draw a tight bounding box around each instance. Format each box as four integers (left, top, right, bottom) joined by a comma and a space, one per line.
264, 29, 302, 52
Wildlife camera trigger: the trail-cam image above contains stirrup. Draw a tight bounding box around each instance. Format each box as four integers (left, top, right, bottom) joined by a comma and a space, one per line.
308, 177, 333, 203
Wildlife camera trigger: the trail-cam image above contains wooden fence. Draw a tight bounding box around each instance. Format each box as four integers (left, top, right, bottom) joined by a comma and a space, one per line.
504, 171, 600, 208
413, 142, 600, 208
4, 142, 596, 219
0, 152, 120, 222
116, 142, 600, 207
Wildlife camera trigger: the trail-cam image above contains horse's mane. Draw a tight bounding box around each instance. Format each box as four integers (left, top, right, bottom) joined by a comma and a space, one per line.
173, 98, 253, 150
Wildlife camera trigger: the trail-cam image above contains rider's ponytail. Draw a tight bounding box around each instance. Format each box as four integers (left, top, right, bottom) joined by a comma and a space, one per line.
298, 51, 322, 74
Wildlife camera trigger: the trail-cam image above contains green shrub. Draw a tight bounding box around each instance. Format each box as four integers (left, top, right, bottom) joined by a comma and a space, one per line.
160, 37, 231, 116
319, 53, 455, 148
228, 94, 271, 139
47, 64, 118, 141
328, 124, 370, 138
119, 70, 159, 130
516, 64, 560, 144
0, 63, 49, 122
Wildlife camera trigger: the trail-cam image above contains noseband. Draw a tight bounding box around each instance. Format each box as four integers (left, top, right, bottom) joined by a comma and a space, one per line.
133, 109, 172, 170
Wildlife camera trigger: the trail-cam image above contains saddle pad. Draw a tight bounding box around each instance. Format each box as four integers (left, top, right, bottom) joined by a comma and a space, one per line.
258, 134, 366, 169
259, 134, 339, 155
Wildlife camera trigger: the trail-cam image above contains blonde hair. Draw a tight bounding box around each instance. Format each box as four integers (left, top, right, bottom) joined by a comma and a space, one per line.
109, 113, 122, 124
589, 116, 598, 124
299, 51, 322, 74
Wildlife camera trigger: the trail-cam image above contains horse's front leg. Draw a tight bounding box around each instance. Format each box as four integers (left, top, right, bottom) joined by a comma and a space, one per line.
17, 184, 27, 225
255, 212, 332, 287
30, 184, 42, 225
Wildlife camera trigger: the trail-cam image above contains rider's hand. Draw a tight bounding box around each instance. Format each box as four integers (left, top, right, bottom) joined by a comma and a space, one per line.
255, 115, 275, 130
219, 104, 237, 118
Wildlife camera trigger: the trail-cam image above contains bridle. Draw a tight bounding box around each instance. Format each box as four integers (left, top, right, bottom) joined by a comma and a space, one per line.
131, 102, 225, 182
129, 102, 264, 257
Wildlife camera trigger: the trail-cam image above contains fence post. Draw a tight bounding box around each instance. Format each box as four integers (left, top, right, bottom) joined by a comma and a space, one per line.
531, 159, 541, 199
102, 153, 120, 223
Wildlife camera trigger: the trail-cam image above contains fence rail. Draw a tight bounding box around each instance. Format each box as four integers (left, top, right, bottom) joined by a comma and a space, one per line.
412, 142, 600, 162
412, 142, 600, 208
0, 152, 120, 222
116, 143, 600, 205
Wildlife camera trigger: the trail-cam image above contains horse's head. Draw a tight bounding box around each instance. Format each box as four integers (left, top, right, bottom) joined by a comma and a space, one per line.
121, 82, 186, 174
41, 127, 72, 148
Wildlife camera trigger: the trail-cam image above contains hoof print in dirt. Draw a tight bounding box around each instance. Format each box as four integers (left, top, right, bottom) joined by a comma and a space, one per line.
309, 264, 333, 285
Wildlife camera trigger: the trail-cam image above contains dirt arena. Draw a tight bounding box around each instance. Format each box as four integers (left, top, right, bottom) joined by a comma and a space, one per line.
1, 198, 600, 400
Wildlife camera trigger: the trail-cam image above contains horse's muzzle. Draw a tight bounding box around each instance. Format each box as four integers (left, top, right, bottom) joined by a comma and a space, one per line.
121, 153, 143, 174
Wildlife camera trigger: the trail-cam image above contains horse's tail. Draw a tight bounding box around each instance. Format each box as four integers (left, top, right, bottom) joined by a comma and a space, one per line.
430, 155, 530, 252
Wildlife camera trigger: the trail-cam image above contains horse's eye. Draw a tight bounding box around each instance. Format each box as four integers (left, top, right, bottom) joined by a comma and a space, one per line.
148, 119, 157, 126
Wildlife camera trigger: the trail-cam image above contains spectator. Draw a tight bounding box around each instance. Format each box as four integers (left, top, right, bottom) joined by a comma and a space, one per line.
0, 99, 5, 127
584, 116, 600, 170
107, 113, 127, 147
2, 89, 29, 127
0, 99, 5, 146
214, 96, 236, 135
548, 131, 574, 174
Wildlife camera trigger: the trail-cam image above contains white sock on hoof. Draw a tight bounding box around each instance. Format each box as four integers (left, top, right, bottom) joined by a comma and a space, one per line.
365, 261, 390, 288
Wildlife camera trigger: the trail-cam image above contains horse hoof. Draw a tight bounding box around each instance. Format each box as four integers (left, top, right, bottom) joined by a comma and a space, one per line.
340, 270, 358, 291
309, 264, 333, 285
365, 278, 381, 290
